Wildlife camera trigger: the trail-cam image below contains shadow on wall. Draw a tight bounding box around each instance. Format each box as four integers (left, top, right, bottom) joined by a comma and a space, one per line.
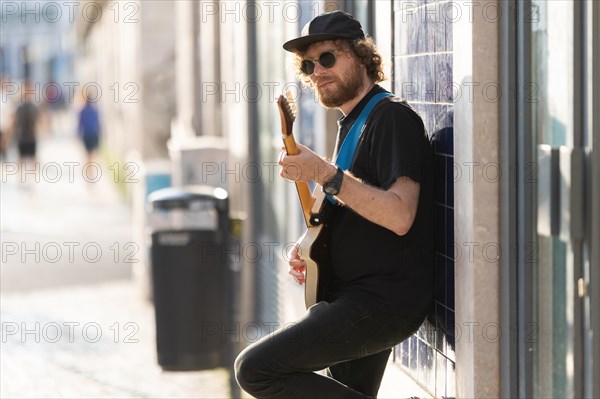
428, 114, 455, 354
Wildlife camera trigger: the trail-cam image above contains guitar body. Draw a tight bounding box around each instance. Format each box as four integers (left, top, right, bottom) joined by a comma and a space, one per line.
297, 224, 324, 309
277, 93, 332, 309
296, 189, 332, 308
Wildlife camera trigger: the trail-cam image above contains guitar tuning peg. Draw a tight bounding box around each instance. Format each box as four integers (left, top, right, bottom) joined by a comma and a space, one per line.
285, 90, 298, 117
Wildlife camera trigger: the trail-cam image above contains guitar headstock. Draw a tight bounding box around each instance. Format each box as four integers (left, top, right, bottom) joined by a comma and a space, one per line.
277, 90, 297, 136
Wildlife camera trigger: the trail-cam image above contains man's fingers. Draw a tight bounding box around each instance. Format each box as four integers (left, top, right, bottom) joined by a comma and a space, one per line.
278, 150, 286, 163
289, 268, 304, 278
288, 244, 305, 284
289, 245, 300, 260
289, 258, 305, 268
288, 268, 305, 285
290, 245, 298, 257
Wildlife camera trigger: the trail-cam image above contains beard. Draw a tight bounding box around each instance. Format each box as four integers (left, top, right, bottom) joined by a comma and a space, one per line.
315, 63, 366, 108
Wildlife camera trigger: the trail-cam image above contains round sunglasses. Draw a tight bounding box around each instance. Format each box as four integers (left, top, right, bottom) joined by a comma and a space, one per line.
300, 50, 341, 75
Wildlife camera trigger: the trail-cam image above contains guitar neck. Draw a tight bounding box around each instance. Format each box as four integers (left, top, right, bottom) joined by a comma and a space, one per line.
282, 134, 315, 227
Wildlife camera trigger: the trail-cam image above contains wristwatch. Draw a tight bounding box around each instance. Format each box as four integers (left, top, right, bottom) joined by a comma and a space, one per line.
322, 166, 344, 196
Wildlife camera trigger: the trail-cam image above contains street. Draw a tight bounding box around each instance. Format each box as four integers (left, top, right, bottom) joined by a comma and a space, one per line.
1, 130, 234, 398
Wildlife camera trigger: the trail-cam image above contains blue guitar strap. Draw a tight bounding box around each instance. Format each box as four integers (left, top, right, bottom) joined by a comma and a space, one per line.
327, 91, 392, 204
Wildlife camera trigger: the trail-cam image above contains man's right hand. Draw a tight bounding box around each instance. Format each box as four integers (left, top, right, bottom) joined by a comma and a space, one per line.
288, 245, 306, 285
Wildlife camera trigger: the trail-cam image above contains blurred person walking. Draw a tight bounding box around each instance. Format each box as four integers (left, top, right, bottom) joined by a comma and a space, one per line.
12, 81, 40, 166
78, 95, 101, 165
0, 77, 16, 160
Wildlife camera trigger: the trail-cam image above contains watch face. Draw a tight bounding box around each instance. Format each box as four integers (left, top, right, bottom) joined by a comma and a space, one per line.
323, 167, 342, 195
323, 185, 337, 195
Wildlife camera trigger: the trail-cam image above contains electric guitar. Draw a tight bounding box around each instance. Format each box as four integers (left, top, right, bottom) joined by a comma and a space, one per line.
277, 93, 331, 309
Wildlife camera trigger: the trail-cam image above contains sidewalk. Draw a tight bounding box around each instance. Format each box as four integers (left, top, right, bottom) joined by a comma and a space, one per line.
1, 132, 233, 398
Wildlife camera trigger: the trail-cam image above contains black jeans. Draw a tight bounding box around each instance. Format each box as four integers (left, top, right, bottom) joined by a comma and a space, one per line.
234, 296, 425, 398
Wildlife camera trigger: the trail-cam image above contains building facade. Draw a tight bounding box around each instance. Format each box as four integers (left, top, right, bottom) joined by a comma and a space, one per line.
184, 1, 599, 397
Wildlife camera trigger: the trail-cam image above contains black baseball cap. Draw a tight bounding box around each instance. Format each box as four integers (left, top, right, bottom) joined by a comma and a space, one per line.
283, 11, 366, 52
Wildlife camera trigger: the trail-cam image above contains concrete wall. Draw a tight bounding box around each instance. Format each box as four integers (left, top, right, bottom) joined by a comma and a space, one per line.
453, 1, 501, 397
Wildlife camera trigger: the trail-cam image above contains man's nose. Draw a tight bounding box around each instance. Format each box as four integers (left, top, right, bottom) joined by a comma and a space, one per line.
313, 61, 328, 75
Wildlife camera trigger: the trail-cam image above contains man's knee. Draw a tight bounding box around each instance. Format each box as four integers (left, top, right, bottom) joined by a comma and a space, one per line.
234, 345, 270, 393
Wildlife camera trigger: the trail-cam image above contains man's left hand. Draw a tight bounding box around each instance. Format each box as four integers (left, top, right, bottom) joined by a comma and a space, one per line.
278, 143, 335, 185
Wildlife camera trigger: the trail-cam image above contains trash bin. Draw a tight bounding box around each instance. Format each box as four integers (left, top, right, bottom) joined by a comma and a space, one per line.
147, 185, 230, 371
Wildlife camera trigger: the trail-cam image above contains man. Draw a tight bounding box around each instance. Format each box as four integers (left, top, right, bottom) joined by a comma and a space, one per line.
13, 81, 39, 165
78, 95, 101, 165
235, 11, 434, 398
0, 77, 15, 160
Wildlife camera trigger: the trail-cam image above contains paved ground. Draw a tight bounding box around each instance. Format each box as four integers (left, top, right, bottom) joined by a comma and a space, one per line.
1, 130, 235, 398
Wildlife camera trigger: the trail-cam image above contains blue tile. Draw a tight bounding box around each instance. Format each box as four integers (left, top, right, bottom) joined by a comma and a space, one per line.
414, 56, 425, 101
432, 122, 451, 159
397, 56, 418, 101
425, 318, 436, 345
394, 11, 409, 56
423, 343, 435, 391
393, 56, 402, 94
401, 339, 410, 366
432, 104, 444, 133
428, 105, 440, 137
446, 309, 456, 354
419, 103, 436, 136
409, 336, 418, 372
417, 323, 426, 340
422, 56, 436, 102
424, 4, 437, 52
450, 157, 458, 196
447, 358, 456, 397
412, 55, 423, 100
446, 260, 455, 310
435, 204, 446, 255
415, 6, 426, 54
440, 318, 449, 355
435, 351, 447, 398
446, 206, 454, 257
411, 103, 426, 126
434, 126, 452, 156
434, 106, 454, 145
435, 254, 447, 302
406, 6, 420, 54
445, 3, 453, 51
434, 2, 446, 52
435, 53, 453, 103
434, 154, 446, 204
434, 302, 446, 352
396, 56, 411, 100
446, 155, 455, 206
417, 339, 426, 381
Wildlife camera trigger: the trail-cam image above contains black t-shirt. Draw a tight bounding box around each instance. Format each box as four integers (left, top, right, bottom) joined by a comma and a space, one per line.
324, 85, 434, 318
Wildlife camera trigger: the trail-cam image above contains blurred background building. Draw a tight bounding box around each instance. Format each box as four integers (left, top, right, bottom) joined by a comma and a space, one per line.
0, 0, 74, 86
1, 1, 599, 398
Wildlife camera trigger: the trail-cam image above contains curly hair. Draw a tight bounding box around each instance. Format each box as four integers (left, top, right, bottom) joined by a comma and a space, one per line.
294, 37, 386, 87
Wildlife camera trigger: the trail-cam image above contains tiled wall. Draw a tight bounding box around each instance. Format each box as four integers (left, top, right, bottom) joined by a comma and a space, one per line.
392, 1, 455, 397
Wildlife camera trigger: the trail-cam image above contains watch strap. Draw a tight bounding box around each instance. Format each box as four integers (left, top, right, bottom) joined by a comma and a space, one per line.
323, 166, 344, 195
